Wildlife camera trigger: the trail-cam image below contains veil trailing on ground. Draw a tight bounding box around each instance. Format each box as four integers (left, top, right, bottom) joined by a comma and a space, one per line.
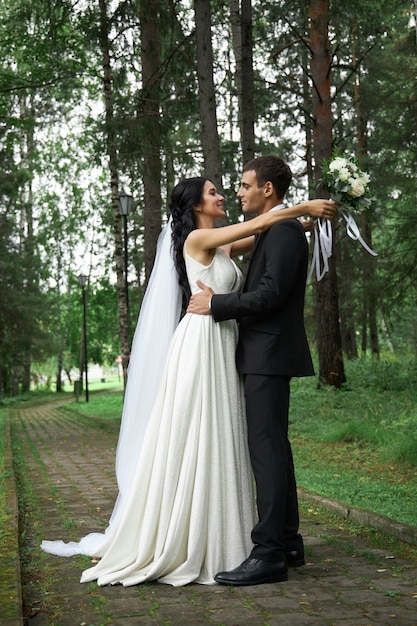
41, 217, 182, 557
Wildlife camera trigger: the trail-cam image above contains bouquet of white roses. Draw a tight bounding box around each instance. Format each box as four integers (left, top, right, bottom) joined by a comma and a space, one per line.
308, 152, 377, 282
322, 154, 373, 212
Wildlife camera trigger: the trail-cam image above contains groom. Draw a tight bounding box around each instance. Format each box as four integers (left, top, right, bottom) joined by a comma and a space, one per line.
187, 156, 321, 585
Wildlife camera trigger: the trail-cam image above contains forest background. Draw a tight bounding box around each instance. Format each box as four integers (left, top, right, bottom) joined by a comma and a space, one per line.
0, 0, 416, 398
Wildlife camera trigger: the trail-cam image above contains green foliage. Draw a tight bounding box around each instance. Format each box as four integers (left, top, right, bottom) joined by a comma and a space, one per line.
291, 357, 417, 525
1, 0, 417, 395
0, 212, 53, 394
65, 390, 123, 422
64, 276, 121, 369
292, 356, 417, 451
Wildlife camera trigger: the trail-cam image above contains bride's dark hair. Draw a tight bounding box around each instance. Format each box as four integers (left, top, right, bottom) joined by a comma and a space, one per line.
169, 177, 207, 308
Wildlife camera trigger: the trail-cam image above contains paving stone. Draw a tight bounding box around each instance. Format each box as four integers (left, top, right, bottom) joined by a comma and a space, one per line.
268, 613, 328, 625
5, 400, 417, 626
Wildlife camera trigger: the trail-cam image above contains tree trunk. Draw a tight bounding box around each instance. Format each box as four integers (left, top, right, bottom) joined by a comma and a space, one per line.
20, 94, 35, 393
339, 240, 358, 359
309, 0, 346, 387
301, 42, 314, 195
360, 296, 367, 356
194, 0, 223, 190
414, 0, 417, 47
361, 214, 379, 359
352, 22, 379, 360
99, 0, 130, 387
22, 186, 33, 392
229, 0, 255, 164
12, 365, 19, 396
55, 239, 64, 392
140, 0, 162, 283
380, 311, 395, 353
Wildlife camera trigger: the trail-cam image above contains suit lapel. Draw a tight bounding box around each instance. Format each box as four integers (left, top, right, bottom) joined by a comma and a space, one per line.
251, 231, 264, 257
244, 232, 264, 291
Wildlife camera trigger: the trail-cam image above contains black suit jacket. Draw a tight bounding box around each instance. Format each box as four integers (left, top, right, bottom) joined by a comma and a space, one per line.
211, 219, 314, 377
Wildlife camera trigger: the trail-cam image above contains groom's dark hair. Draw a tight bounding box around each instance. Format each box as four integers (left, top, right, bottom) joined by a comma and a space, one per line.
243, 156, 292, 199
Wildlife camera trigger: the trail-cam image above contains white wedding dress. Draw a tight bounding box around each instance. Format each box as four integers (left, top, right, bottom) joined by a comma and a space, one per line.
42, 248, 256, 587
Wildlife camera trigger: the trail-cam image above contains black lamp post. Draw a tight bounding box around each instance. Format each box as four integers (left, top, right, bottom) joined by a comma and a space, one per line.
78, 274, 89, 403
119, 190, 133, 327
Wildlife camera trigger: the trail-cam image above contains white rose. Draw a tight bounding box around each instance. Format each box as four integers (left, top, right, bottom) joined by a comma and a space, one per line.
338, 166, 351, 182
329, 157, 348, 172
358, 172, 370, 185
348, 178, 365, 198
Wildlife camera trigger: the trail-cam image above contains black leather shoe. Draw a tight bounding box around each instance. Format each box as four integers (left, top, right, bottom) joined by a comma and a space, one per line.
214, 558, 288, 586
286, 549, 305, 567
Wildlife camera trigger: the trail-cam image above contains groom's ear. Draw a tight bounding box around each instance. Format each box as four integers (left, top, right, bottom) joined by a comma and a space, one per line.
264, 181, 273, 197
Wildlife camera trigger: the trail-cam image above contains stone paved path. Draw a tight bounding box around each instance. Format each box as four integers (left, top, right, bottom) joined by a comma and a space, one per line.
8, 399, 417, 625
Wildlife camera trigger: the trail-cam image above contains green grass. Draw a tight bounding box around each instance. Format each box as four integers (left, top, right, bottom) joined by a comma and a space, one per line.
290, 355, 417, 527
80, 374, 123, 394
0, 375, 123, 408
0, 408, 22, 620
67, 388, 124, 422
66, 356, 417, 528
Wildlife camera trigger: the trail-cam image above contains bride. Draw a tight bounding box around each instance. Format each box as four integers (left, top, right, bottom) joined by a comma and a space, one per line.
41, 176, 334, 586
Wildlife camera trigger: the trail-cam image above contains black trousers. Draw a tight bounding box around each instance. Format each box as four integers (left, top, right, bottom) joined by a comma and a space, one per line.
244, 373, 301, 561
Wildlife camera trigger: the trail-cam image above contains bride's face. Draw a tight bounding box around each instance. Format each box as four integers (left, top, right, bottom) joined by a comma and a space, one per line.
197, 180, 225, 219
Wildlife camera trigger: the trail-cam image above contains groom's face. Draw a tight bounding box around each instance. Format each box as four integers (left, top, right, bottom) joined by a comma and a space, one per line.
237, 170, 268, 216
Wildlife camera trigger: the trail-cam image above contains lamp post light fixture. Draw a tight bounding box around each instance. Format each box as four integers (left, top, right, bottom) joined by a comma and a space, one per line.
78, 273, 89, 403
119, 190, 133, 326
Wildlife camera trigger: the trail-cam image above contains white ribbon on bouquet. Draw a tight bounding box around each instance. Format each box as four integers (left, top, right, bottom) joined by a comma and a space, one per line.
308, 206, 377, 282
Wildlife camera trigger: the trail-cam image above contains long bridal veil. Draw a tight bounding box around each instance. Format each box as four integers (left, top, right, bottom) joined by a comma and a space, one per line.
41, 217, 182, 557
